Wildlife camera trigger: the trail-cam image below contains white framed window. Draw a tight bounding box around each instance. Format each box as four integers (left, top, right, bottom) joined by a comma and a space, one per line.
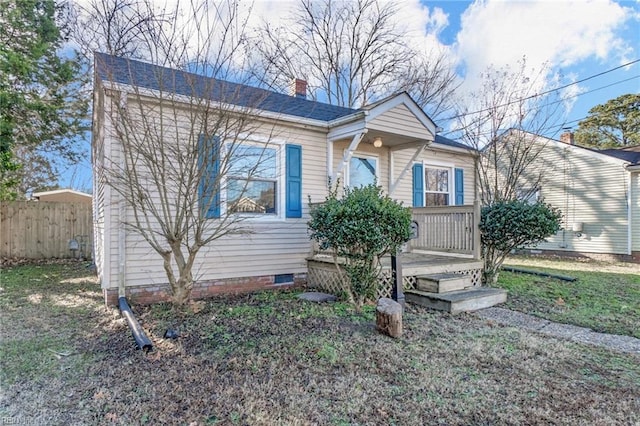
516, 187, 540, 204
347, 154, 379, 187
424, 164, 452, 206
227, 144, 279, 215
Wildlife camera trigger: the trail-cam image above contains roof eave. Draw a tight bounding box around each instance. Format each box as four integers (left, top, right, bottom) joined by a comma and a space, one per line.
431, 141, 478, 156
100, 80, 331, 129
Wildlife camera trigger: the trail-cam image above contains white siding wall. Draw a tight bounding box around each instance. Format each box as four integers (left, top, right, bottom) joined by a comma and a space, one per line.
525, 141, 630, 255
631, 171, 639, 252
92, 86, 106, 286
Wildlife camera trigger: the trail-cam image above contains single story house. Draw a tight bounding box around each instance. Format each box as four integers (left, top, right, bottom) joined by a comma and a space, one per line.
92, 52, 483, 305
32, 189, 92, 204
513, 131, 639, 262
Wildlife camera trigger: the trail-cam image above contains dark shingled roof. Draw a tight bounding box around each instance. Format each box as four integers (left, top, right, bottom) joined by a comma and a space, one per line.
94, 52, 358, 122
434, 134, 473, 150
597, 147, 640, 165
95, 53, 471, 150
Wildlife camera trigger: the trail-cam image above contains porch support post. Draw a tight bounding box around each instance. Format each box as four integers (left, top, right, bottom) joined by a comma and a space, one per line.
391, 253, 405, 308
389, 142, 428, 195
473, 199, 482, 260
327, 137, 334, 186
332, 131, 367, 183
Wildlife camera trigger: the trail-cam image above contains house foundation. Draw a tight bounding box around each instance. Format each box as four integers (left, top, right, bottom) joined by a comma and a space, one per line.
103, 273, 307, 306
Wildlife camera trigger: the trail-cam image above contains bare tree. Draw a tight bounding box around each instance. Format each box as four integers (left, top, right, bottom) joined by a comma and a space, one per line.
249, 0, 458, 119
71, 0, 172, 60
94, 0, 279, 305
452, 58, 565, 283
454, 58, 564, 205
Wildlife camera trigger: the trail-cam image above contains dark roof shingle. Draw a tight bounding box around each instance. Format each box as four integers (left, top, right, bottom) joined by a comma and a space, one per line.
597, 146, 640, 165
434, 134, 472, 150
94, 52, 358, 122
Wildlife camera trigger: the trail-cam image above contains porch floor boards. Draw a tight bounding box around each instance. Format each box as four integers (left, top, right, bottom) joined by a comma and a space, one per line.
379, 252, 483, 276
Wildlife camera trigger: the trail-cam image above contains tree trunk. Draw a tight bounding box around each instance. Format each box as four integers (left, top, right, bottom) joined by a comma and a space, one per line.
376, 297, 402, 338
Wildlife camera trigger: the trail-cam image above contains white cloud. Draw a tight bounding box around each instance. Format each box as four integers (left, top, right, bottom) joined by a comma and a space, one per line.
454, 0, 635, 97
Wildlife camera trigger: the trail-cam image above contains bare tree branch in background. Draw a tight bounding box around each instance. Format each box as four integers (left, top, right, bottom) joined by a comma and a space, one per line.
453, 58, 564, 205
452, 58, 565, 283
249, 0, 458, 119
71, 0, 172, 60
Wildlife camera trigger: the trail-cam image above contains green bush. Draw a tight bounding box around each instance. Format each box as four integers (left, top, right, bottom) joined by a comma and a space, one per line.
308, 184, 411, 310
480, 200, 562, 283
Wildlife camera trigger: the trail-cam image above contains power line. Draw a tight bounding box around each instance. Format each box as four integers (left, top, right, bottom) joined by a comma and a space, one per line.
441, 74, 640, 137
442, 58, 640, 122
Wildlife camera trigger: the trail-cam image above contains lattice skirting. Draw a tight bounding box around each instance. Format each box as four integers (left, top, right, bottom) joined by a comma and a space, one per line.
307, 259, 481, 300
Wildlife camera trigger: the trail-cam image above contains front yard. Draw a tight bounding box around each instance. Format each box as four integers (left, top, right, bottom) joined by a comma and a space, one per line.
499, 256, 640, 338
1, 260, 639, 425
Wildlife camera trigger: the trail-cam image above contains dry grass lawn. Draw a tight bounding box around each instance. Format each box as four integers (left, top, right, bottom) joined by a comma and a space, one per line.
1, 260, 639, 425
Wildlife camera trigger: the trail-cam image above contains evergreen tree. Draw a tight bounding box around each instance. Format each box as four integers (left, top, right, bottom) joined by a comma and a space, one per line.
575, 93, 640, 148
0, 0, 88, 199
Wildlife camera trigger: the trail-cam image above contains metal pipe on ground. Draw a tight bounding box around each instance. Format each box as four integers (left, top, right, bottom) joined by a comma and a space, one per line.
118, 297, 153, 352
502, 266, 577, 282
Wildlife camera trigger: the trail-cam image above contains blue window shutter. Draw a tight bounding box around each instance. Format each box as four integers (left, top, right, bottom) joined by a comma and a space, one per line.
198, 134, 221, 218
286, 144, 302, 218
455, 168, 464, 205
412, 163, 424, 207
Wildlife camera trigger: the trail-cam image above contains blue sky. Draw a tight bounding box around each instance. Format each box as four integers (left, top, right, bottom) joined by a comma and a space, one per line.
422, 0, 640, 136
62, 0, 640, 191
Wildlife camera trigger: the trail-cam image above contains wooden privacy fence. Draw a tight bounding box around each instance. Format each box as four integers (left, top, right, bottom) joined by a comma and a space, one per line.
0, 201, 93, 259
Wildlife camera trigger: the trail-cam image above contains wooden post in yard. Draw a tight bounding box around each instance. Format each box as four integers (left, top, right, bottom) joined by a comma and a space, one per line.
376, 297, 403, 338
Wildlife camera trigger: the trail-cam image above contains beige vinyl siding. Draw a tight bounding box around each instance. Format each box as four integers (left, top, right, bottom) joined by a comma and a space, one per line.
391, 146, 476, 206
631, 171, 639, 252
98, 88, 478, 291
92, 86, 107, 286
332, 140, 389, 190
100, 91, 329, 289
367, 104, 430, 140
524, 141, 630, 255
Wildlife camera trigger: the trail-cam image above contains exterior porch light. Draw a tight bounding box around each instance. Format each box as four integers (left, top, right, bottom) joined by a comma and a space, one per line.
373, 137, 383, 148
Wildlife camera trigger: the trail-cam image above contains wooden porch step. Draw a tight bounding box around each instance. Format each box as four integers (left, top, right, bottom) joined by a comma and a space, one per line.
405, 287, 507, 314
416, 273, 472, 293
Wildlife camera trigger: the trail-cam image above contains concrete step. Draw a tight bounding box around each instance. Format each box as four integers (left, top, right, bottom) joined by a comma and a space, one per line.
405, 287, 507, 314
416, 273, 472, 293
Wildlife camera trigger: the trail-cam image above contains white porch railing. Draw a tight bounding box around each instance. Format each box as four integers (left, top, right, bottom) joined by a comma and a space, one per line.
409, 202, 481, 259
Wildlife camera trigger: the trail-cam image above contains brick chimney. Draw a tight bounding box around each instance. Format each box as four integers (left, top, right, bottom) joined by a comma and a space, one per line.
291, 78, 307, 99
560, 131, 574, 145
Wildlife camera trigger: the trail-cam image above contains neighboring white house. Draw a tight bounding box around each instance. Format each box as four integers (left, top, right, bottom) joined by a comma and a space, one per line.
92, 53, 479, 305
513, 131, 639, 262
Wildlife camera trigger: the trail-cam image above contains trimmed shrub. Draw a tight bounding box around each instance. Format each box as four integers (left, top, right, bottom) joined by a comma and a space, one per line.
480, 199, 562, 283
308, 184, 411, 310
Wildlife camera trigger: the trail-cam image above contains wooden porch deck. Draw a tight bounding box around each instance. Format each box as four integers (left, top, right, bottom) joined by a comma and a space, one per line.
306, 205, 487, 302
307, 251, 483, 299
379, 252, 483, 278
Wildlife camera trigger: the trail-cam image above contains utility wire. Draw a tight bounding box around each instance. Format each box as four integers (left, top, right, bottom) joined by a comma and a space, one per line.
442, 58, 640, 122
441, 74, 640, 137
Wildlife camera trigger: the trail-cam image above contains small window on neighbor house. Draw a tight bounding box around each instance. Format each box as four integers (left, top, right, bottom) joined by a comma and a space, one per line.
516, 188, 540, 204
227, 145, 278, 214
424, 166, 450, 206
348, 155, 378, 187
